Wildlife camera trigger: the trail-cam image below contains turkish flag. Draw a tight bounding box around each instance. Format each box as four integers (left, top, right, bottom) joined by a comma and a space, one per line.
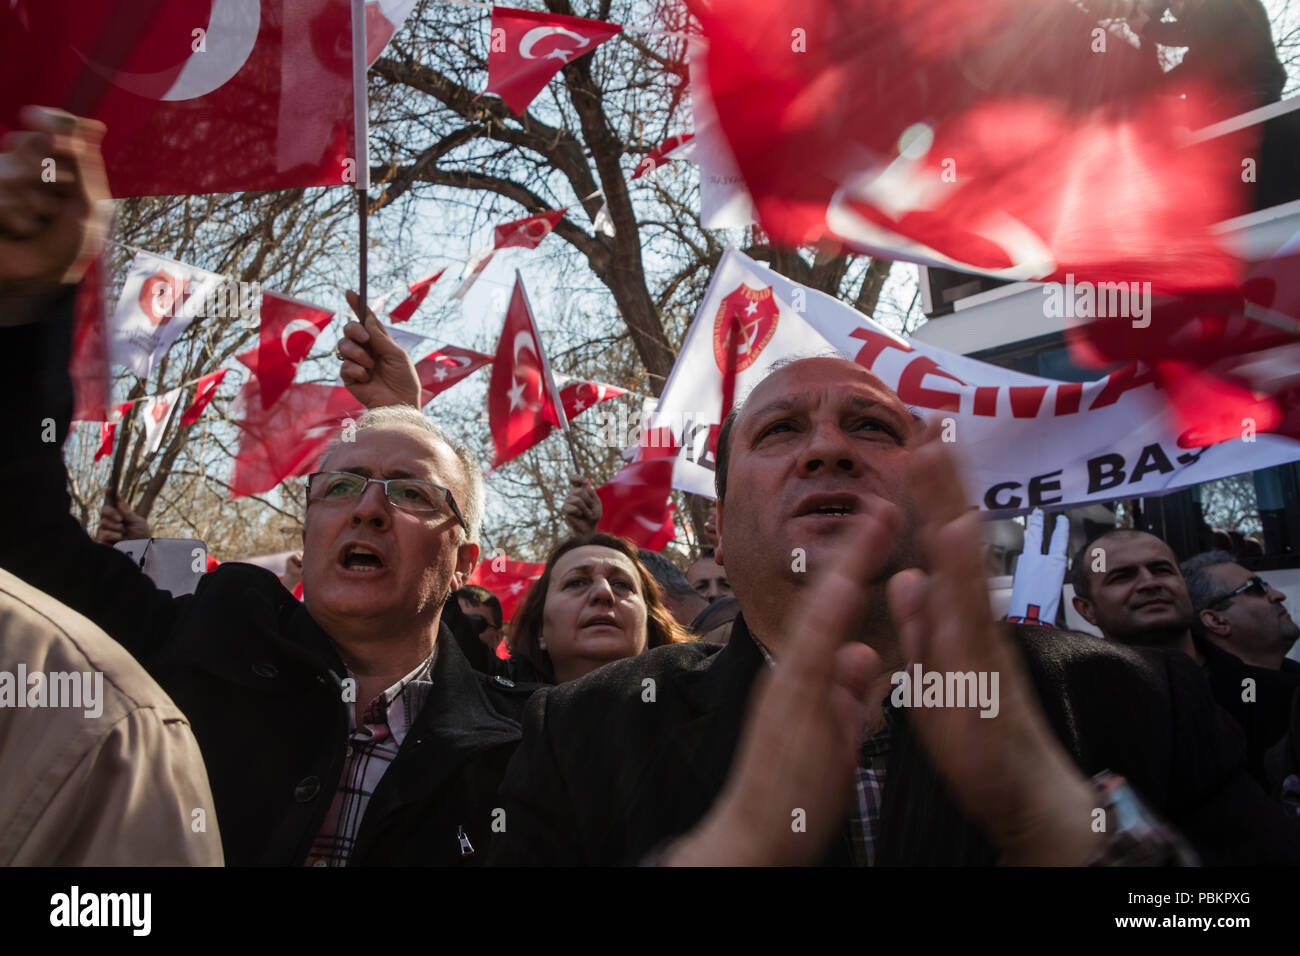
494, 209, 566, 250
414, 346, 492, 404
687, 0, 1247, 292
630, 134, 696, 181
465, 558, 546, 622
93, 401, 134, 462
179, 369, 229, 427
229, 381, 361, 498
70, 253, 112, 422
596, 452, 678, 552
452, 210, 565, 300
487, 277, 563, 467
1, 0, 358, 198
551, 380, 626, 425
236, 291, 334, 410
1071, 236, 1300, 443
389, 270, 444, 323
482, 7, 622, 114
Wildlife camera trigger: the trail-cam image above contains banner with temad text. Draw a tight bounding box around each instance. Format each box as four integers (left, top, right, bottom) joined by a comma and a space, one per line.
649, 248, 1300, 513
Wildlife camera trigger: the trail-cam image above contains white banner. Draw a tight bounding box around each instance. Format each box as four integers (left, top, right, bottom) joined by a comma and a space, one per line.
110, 252, 226, 379
651, 249, 1300, 512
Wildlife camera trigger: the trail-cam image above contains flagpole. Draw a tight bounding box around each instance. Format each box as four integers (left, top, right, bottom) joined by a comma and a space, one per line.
351, 0, 370, 313
105, 402, 137, 508
518, 272, 582, 475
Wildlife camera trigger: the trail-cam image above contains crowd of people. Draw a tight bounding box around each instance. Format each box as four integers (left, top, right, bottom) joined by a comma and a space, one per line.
2, 108, 1300, 867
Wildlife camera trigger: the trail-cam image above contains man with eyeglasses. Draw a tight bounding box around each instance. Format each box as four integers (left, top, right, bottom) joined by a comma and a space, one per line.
0, 109, 534, 866
1071, 530, 1299, 784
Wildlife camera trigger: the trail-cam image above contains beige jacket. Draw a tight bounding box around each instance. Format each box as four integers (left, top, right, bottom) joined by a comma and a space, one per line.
0, 568, 223, 865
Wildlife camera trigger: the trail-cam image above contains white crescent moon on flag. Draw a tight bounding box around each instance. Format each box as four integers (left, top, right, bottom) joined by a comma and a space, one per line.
75, 0, 261, 102
513, 331, 539, 368
518, 25, 589, 60
281, 318, 320, 356
634, 515, 664, 532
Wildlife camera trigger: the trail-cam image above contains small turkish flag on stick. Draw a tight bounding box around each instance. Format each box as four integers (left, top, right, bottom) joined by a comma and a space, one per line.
486, 273, 573, 469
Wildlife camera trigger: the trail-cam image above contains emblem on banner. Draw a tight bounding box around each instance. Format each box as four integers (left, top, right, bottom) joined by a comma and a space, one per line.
712, 284, 779, 374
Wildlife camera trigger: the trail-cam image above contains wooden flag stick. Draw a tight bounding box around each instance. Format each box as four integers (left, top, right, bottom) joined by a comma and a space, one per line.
351, 0, 370, 311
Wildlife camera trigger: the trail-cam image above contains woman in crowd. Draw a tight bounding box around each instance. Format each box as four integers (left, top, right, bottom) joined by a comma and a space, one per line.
508, 533, 689, 684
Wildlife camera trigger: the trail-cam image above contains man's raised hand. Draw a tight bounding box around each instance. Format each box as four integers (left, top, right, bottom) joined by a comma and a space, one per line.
560, 474, 601, 536
886, 426, 1103, 865
339, 289, 422, 409
665, 501, 901, 865
0, 106, 110, 297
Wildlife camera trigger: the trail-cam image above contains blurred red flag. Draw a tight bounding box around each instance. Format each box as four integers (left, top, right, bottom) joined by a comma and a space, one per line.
630, 134, 695, 180
687, 0, 1247, 291
179, 369, 229, 427
482, 7, 621, 114
0, 0, 357, 198
93, 401, 134, 463
494, 209, 566, 250
413, 346, 493, 404
596, 434, 680, 551
465, 558, 546, 622
70, 254, 111, 422
1072, 236, 1300, 442
229, 381, 361, 498
236, 291, 334, 410
389, 270, 444, 323
453, 210, 566, 300
487, 278, 564, 467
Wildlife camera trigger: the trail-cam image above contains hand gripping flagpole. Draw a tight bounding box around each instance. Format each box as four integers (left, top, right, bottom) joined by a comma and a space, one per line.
518, 272, 582, 475
351, 0, 370, 313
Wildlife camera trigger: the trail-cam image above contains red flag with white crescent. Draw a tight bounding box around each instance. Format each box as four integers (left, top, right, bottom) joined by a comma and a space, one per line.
229, 381, 362, 498
482, 7, 622, 115
465, 558, 546, 622
414, 345, 493, 404
389, 269, 444, 323
595, 449, 678, 552
550, 380, 626, 426
236, 291, 334, 409
0, 0, 357, 197
630, 133, 696, 181
687, 0, 1246, 291
486, 276, 563, 467
180, 369, 230, 427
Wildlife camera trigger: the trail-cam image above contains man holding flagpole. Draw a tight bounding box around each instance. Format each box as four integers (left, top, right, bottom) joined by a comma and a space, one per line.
0, 107, 536, 866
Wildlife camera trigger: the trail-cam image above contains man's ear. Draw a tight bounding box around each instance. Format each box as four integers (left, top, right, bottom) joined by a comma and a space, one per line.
1200, 608, 1231, 639
452, 541, 480, 591
713, 499, 725, 567
1072, 595, 1098, 627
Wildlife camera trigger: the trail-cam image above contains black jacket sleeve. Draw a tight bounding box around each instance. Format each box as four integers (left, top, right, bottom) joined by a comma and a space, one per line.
1159, 648, 1300, 865
0, 291, 186, 667
488, 686, 591, 865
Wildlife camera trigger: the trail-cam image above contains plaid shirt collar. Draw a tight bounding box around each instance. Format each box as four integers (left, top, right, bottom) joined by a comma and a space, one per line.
346, 645, 437, 748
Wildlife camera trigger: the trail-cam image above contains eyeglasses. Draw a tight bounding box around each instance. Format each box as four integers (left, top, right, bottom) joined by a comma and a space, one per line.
306, 471, 468, 532
1206, 575, 1270, 610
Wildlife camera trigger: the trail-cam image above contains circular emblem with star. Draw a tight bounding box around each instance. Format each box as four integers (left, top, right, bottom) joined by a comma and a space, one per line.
712, 283, 779, 374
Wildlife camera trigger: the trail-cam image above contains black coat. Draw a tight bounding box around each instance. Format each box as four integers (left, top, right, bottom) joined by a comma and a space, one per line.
492, 615, 1300, 865
0, 295, 537, 866
1194, 633, 1300, 785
